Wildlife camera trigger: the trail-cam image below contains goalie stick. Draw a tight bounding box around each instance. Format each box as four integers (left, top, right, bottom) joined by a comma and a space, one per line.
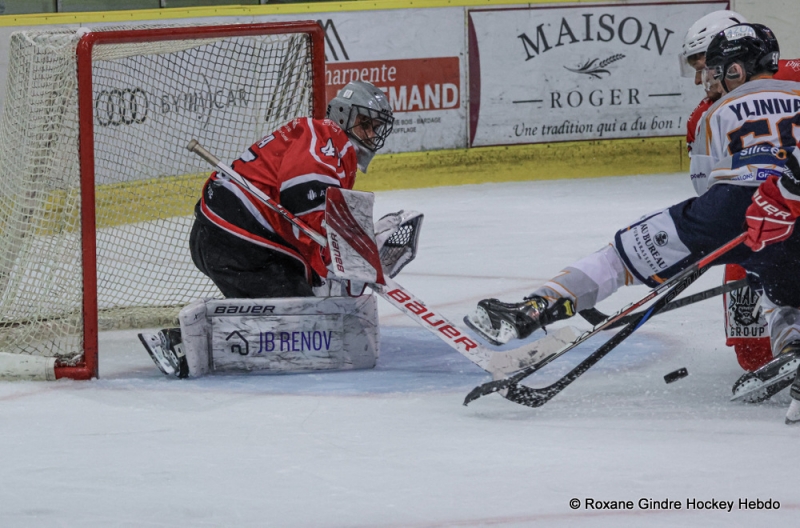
578, 278, 749, 329
463, 233, 747, 408
187, 140, 576, 378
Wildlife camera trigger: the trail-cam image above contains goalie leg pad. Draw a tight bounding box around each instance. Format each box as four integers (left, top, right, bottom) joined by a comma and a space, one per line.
169, 296, 380, 377
205, 295, 379, 373
178, 298, 212, 377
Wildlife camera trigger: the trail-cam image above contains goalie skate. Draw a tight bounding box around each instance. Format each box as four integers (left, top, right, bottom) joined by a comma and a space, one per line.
138, 329, 189, 379
731, 343, 800, 403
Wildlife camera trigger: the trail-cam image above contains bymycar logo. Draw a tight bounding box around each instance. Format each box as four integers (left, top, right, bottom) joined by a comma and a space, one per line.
95, 73, 254, 129
386, 288, 478, 352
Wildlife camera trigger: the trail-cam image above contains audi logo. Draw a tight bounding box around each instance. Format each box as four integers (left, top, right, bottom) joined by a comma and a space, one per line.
95, 88, 148, 126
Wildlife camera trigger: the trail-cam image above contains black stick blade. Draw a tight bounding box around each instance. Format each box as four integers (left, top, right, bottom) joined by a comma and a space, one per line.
463, 378, 513, 406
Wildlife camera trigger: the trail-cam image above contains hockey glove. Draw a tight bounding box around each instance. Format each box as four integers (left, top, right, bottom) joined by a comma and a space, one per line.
745, 176, 797, 251
373, 210, 423, 278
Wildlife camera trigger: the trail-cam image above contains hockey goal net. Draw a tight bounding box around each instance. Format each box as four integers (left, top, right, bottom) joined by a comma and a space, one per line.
0, 22, 325, 380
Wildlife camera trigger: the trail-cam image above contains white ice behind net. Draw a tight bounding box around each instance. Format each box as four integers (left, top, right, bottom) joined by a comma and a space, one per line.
0, 26, 315, 360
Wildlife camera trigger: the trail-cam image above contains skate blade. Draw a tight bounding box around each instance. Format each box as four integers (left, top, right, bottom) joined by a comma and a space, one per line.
138, 333, 177, 377
730, 368, 796, 402
463, 306, 520, 346
463, 315, 504, 346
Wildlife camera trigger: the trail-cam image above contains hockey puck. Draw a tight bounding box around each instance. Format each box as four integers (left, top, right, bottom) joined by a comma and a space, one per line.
664, 368, 688, 384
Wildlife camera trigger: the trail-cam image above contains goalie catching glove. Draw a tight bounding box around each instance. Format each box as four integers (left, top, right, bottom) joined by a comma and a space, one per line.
374, 210, 423, 278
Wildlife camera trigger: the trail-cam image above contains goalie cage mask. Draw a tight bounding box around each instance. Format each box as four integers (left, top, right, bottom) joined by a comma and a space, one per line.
327, 80, 394, 172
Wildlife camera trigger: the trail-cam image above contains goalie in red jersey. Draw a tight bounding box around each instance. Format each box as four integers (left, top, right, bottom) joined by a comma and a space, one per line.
139, 81, 422, 379
190, 80, 395, 299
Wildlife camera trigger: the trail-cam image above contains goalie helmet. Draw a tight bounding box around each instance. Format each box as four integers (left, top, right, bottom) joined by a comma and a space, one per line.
679, 10, 747, 77
327, 81, 394, 173
704, 23, 780, 92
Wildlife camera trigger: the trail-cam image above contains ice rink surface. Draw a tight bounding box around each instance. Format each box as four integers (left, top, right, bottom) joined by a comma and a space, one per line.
2, 173, 799, 527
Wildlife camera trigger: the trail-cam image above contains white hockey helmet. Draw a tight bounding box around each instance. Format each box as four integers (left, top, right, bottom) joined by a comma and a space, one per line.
679, 10, 748, 77
327, 81, 394, 172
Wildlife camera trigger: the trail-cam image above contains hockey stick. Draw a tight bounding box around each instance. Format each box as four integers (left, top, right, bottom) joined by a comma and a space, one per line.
187, 140, 575, 377
463, 233, 747, 407
578, 278, 749, 328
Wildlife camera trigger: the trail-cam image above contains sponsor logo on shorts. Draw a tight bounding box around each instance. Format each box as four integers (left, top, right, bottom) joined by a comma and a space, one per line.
727, 287, 767, 337
636, 223, 667, 271
654, 231, 668, 247
756, 168, 783, 181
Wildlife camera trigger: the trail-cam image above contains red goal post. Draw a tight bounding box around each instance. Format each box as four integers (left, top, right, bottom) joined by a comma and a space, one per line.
0, 22, 325, 380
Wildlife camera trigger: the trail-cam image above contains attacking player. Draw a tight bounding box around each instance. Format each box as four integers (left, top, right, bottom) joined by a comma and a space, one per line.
681, 10, 800, 374
466, 24, 800, 420
138, 80, 421, 378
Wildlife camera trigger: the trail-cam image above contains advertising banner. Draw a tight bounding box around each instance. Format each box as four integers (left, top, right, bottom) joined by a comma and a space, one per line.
269, 10, 467, 153
467, 1, 729, 146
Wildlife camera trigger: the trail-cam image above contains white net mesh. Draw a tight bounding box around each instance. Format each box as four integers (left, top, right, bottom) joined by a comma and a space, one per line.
0, 25, 317, 363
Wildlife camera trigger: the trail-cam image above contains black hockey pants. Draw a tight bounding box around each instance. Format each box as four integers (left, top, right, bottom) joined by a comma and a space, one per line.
189, 206, 315, 298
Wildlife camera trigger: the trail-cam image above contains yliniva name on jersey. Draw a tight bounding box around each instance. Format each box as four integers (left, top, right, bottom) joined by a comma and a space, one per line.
728, 98, 800, 120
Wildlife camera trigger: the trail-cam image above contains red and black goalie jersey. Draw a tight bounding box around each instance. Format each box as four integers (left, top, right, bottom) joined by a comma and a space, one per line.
199, 117, 358, 281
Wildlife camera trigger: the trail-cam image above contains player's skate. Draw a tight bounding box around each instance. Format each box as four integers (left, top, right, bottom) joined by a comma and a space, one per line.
465, 296, 574, 346
138, 328, 188, 378
731, 342, 800, 403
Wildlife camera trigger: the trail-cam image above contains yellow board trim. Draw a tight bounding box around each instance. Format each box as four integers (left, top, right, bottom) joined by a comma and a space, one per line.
32, 173, 206, 236
23, 136, 685, 238
357, 136, 689, 192
0, 0, 609, 26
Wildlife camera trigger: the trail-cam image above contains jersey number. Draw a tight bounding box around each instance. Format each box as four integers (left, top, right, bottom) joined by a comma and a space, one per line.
320, 139, 337, 158
727, 115, 800, 154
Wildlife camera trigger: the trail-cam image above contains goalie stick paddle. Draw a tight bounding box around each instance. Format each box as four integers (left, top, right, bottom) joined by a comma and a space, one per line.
187, 140, 573, 378
463, 233, 747, 408
578, 278, 749, 328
